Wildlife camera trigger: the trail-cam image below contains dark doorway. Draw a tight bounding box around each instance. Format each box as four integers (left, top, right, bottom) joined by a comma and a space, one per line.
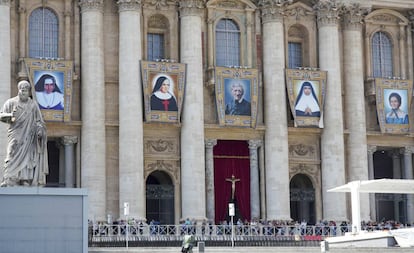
146, 170, 174, 224
290, 174, 316, 224
46, 140, 60, 187
373, 149, 406, 223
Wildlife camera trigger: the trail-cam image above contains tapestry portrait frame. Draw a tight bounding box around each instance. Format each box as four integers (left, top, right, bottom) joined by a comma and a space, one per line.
214, 67, 259, 128
24, 58, 73, 122
286, 69, 327, 128
375, 78, 412, 134
141, 60, 186, 124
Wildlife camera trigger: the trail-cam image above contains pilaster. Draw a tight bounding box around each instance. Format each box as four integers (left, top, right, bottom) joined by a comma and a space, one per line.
248, 140, 262, 220
205, 139, 217, 222
403, 146, 414, 223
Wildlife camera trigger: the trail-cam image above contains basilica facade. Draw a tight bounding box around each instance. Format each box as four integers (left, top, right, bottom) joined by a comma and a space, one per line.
1, 0, 414, 225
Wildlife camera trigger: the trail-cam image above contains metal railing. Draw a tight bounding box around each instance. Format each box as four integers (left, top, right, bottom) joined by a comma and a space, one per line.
88, 223, 355, 247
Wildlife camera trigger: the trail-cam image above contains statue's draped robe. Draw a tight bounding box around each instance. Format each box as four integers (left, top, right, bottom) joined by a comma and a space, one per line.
1, 96, 48, 186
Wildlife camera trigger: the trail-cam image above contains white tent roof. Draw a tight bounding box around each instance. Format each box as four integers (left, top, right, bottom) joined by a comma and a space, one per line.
328, 179, 414, 194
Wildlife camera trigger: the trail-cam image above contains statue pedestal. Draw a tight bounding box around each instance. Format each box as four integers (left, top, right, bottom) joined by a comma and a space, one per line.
0, 187, 88, 253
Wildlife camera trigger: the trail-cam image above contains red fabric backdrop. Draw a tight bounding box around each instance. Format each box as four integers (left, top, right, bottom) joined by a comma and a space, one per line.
213, 140, 251, 223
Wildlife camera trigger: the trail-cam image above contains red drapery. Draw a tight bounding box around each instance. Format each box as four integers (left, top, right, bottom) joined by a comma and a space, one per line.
213, 140, 250, 223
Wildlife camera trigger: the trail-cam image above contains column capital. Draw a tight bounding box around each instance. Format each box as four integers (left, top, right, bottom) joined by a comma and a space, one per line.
258, 0, 293, 23
179, 0, 205, 17
342, 3, 369, 31
205, 139, 217, 149
248, 139, 262, 149
61, 135, 79, 146
79, 0, 104, 13
0, 0, 10, 6
313, 0, 344, 27
404, 146, 414, 155
367, 145, 377, 155
117, 0, 141, 12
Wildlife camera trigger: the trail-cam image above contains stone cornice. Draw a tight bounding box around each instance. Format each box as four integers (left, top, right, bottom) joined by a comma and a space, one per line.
117, 0, 142, 12
258, 0, 293, 23
79, 0, 104, 13
0, 0, 10, 6
179, 0, 205, 17
313, 0, 344, 27
342, 3, 369, 31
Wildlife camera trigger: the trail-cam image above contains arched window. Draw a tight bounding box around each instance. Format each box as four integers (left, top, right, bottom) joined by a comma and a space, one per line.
147, 14, 169, 61
372, 32, 393, 78
29, 7, 59, 58
215, 19, 240, 67
288, 42, 302, 69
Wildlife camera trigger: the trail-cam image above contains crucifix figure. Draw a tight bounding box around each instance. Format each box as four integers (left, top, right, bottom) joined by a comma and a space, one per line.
226, 174, 240, 200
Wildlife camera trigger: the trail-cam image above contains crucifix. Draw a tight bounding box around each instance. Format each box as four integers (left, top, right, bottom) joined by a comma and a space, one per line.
226, 174, 240, 200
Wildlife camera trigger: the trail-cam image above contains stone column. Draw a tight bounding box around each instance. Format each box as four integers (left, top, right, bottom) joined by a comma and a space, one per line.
248, 140, 262, 220
408, 11, 414, 80
61, 136, 78, 188
403, 147, 414, 223
79, 0, 106, 220
179, 0, 206, 222
0, 0, 11, 180
56, 142, 65, 187
392, 150, 401, 219
315, 1, 347, 221
117, 0, 145, 221
367, 145, 377, 221
399, 24, 407, 79
205, 139, 217, 222
259, 1, 291, 221
342, 5, 370, 222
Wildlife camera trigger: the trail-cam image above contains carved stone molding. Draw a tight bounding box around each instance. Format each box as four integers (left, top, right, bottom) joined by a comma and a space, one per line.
117, 0, 142, 12
313, 0, 344, 27
409, 10, 414, 25
61, 135, 79, 146
18, 6, 26, 14
144, 0, 170, 10
258, 0, 293, 23
179, 0, 205, 17
248, 139, 262, 149
145, 138, 177, 154
404, 146, 414, 155
367, 145, 377, 155
342, 3, 369, 31
289, 163, 320, 185
145, 160, 179, 182
0, 0, 10, 6
205, 139, 217, 149
79, 0, 104, 12
148, 14, 168, 29
285, 5, 314, 21
289, 143, 316, 159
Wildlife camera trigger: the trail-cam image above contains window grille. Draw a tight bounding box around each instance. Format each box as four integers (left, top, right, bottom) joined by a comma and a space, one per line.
372, 32, 393, 78
288, 42, 302, 69
29, 8, 59, 58
215, 19, 240, 67
147, 33, 165, 61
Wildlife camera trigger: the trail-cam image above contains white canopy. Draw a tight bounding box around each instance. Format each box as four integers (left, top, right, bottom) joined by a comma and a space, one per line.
328, 179, 414, 194
328, 179, 414, 234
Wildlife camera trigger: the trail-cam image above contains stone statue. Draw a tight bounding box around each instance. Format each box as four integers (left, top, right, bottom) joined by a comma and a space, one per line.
0, 80, 48, 187
226, 174, 240, 200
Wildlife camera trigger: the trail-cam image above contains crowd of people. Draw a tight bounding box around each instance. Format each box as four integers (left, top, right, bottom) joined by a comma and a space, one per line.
89, 217, 411, 238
